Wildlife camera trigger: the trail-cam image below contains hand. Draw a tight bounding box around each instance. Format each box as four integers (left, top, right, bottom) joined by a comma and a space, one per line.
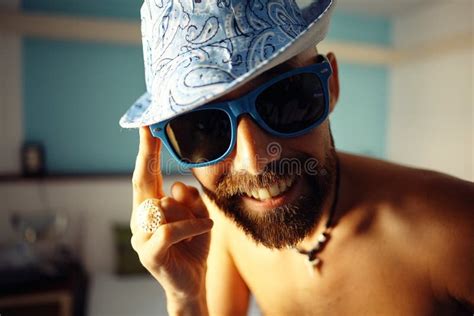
130, 126, 213, 301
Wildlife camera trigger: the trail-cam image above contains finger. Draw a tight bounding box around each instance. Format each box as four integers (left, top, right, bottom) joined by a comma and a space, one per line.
131, 126, 164, 235
189, 194, 209, 219
149, 218, 213, 251
133, 218, 213, 259
131, 233, 143, 252
170, 184, 200, 241
171, 182, 200, 208
171, 182, 208, 219
131, 196, 196, 234
132, 126, 164, 210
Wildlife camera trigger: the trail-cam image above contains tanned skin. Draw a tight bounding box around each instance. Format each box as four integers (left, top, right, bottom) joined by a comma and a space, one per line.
130, 48, 474, 315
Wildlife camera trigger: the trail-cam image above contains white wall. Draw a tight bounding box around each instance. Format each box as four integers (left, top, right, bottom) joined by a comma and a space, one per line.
388, 1, 473, 181
0, 175, 199, 274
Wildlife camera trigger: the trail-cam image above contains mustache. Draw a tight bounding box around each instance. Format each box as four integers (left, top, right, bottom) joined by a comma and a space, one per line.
214, 156, 308, 198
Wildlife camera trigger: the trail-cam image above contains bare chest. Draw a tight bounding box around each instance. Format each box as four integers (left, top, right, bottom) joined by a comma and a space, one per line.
229, 235, 460, 316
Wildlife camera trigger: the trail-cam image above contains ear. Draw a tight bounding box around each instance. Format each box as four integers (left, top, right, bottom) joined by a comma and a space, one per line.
327, 52, 340, 113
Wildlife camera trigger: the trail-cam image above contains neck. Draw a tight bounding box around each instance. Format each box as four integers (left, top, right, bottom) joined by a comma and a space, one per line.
295, 151, 344, 250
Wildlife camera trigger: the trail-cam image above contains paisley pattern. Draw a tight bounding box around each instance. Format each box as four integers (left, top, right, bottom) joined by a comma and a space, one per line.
119, 0, 335, 128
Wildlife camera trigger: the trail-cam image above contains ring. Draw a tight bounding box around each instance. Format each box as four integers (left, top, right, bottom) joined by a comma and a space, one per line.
136, 198, 166, 233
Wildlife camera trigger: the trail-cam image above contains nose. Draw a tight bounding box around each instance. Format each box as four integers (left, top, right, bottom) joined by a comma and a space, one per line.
230, 115, 282, 175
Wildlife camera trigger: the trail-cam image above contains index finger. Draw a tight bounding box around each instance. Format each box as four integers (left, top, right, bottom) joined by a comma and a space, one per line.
132, 126, 165, 210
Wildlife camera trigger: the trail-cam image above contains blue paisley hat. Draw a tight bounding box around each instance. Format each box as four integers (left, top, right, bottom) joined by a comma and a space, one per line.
119, 0, 336, 129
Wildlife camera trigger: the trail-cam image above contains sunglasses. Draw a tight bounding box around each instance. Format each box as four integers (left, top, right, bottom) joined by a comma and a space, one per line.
149, 54, 332, 168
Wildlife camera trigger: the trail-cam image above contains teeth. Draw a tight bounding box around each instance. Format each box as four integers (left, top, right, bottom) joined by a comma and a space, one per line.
278, 181, 287, 192
258, 188, 271, 200
251, 189, 259, 200
244, 177, 296, 201
269, 184, 280, 197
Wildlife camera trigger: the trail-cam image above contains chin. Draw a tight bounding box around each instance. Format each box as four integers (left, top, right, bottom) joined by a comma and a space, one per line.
200, 148, 338, 249
205, 172, 332, 249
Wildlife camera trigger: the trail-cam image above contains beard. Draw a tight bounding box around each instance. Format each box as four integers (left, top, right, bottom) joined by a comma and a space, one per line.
200, 136, 338, 250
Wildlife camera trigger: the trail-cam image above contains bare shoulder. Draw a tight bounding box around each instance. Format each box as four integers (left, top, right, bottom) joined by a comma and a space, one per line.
340, 152, 474, 310
339, 151, 473, 214
392, 162, 473, 311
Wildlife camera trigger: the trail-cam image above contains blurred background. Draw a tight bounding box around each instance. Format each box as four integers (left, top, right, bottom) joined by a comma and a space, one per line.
0, 0, 472, 315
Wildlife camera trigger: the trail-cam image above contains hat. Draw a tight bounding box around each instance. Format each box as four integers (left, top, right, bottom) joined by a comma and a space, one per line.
119, 0, 336, 129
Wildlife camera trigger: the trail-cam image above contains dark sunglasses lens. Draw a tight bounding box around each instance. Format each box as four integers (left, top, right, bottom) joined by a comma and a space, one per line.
255, 73, 326, 133
165, 109, 231, 164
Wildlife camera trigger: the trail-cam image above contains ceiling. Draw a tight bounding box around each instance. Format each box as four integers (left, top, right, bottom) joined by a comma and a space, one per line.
0, 0, 469, 17
300, 0, 452, 16
337, 0, 431, 16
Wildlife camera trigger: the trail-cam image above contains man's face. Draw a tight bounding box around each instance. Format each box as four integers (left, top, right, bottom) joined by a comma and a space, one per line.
192, 48, 340, 249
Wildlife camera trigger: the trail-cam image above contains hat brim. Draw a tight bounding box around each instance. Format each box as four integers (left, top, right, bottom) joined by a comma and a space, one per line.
119, 0, 335, 129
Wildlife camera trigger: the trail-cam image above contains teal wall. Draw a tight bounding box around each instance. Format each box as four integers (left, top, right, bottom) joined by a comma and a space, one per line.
21, 1, 390, 174
326, 12, 390, 158
329, 12, 391, 45
23, 40, 144, 173
330, 63, 387, 158
22, 0, 140, 19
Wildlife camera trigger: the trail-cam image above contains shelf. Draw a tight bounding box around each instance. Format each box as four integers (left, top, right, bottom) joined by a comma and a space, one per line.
0, 173, 132, 182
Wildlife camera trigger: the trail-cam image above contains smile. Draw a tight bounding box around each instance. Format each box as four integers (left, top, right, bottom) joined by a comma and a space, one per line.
239, 174, 303, 210
242, 175, 296, 201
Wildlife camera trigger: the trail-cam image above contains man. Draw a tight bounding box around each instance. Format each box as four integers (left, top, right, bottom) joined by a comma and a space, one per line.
120, 0, 474, 315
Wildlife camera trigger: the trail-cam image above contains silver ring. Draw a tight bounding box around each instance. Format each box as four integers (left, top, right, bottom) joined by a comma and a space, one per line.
136, 198, 166, 233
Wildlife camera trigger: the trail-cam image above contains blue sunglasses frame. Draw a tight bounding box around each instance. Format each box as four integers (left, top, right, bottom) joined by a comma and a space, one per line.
149, 55, 333, 168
